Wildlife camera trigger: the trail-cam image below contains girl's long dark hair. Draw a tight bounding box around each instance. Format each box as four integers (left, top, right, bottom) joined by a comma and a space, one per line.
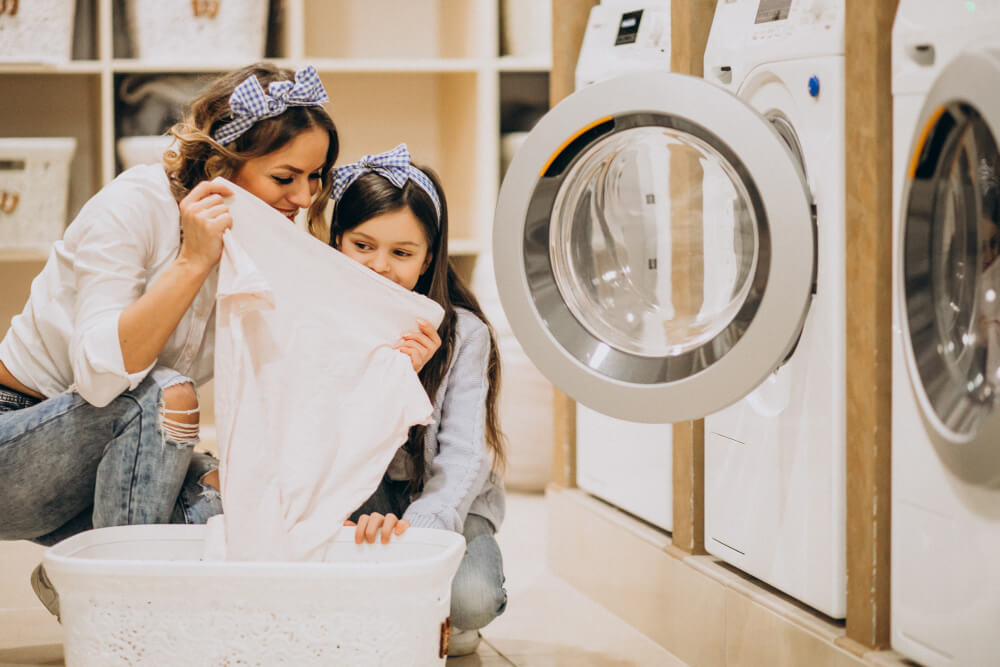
329, 166, 506, 488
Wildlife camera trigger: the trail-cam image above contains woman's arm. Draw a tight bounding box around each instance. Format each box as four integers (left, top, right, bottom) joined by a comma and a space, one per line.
70, 180, 232, 406
402, 315, 493, 533
118, 181, 233, 372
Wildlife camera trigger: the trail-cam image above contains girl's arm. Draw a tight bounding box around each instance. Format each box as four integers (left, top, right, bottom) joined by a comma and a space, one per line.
402, 314, 494, 533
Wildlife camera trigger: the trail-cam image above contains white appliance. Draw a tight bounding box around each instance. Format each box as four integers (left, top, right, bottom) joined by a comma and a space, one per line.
701, 0, 846, 618
574, 2, 674, 531
495, 1, 822, 614
892, 2, 1000, 664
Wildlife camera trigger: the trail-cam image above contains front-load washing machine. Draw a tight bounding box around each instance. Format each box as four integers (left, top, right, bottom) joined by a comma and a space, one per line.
892, 1, 1000, 664
701, 0, 846, 618
573, 1, 674, 532
493, 0, 827, 604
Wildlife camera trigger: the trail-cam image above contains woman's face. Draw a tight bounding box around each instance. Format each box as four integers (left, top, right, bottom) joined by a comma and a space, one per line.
231, 126, 329, 222
337, 207, 432, 290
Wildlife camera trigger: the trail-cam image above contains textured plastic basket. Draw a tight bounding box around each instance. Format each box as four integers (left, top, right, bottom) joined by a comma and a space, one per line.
0, 0, 76, 63
116, 135, 174, 170
44, 524, 466, 666
126, 0, 268, 62
0, 138, 77, 250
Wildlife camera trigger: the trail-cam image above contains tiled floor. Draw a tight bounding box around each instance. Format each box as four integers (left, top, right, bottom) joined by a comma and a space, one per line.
0, 492, 685, 666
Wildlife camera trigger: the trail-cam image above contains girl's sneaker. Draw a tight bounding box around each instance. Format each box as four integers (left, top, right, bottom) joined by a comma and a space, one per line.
447, 628, 482, 657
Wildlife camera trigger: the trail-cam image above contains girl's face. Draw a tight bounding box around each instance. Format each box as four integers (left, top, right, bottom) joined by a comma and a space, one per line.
338, 207, 432, 290
231, 126, 329, 222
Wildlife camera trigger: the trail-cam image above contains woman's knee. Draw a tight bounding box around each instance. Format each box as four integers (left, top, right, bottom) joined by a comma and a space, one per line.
160, 382, 200, 446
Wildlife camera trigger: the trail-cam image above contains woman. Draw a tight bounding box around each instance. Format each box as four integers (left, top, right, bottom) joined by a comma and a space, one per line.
0, 63, 337, 612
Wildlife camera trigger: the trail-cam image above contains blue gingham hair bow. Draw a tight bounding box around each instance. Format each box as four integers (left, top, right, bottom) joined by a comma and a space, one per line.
331, 144, 442, 221
213, 65, 329, 145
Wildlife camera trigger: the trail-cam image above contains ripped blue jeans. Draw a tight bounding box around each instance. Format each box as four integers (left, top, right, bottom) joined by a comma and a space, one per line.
0, 368, 222, 545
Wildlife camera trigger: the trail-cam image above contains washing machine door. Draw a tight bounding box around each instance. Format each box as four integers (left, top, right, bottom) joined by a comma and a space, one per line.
494, 71, 815, 423
900, 49, 1000, 469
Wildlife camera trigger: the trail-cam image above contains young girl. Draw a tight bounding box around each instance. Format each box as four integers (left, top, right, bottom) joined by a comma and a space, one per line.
328, 144, 508, 657
0, 63, 338, 614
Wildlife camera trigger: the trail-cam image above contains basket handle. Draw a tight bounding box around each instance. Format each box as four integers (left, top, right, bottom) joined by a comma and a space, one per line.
0, 192, 19, 214
438, 617, 452, 659
191, 0, 220, 19
0, 0, 18, 17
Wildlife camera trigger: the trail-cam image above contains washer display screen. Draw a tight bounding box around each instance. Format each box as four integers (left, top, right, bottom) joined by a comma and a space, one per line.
755, 0, 793, 23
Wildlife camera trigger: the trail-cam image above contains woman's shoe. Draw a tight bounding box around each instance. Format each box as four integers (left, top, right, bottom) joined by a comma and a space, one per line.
30, 563, 60, 622
447, 628, 481, 656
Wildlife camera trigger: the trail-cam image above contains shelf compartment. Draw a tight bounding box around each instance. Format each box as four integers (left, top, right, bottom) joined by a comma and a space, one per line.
304, 0, 492, 60
320, 71, 482, 245
0, 245, 52, 262
0, 74, 103, 224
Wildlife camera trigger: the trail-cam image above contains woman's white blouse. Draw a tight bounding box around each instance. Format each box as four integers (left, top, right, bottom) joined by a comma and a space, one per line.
0, 165, 218, 407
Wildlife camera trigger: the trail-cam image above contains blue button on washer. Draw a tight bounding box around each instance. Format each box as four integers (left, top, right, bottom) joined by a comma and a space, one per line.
808, 75, 820, 98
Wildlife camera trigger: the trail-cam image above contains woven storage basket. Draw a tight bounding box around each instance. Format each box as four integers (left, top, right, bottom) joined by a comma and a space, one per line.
0, 0, 77, 63
0, 138, 77, 249
127, 0, 268, 62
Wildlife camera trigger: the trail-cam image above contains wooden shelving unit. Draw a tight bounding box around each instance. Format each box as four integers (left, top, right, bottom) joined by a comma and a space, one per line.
0, 0, 550, 434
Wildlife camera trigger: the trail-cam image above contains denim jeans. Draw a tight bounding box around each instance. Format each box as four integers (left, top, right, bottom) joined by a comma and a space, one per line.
0, 368, 223, 545
351, 476, 508, 631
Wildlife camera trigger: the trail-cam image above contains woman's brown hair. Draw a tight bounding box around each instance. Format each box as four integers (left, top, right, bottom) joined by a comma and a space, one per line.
329, 166, 506, 485
163, 62, 339, 233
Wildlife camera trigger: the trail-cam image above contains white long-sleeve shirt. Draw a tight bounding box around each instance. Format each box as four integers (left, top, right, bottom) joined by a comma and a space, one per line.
0, 165, 217, 407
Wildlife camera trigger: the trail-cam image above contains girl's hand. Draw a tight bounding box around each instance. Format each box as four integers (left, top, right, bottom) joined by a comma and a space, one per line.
394, 319, 442, 373
177, 181, 235, 274
343, 513, 410, 544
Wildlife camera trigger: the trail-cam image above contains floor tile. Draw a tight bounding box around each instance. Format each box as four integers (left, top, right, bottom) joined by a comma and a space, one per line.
0, 643, 63, 667
486, 494, 686, 667
446, 652, 515, 667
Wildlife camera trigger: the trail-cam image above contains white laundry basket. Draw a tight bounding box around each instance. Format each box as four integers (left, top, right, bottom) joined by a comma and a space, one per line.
0, 0, 76, 63
126, 0, 268, 62
471, 256, 553, 491
44, 524, 466, 666
0, 138, 77, 250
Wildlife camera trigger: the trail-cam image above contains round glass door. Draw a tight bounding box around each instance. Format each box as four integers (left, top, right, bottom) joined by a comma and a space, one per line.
549, 125, 760, 361
902, 102, 1000, 439
494, 71, 815, 423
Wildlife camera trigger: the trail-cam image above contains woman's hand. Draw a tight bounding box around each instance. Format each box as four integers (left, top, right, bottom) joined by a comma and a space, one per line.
344, 512, 410, 544
177, 181, 234, 274
394, 319, 442, 373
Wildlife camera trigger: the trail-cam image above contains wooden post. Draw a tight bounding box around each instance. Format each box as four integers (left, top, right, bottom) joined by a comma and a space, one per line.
548, 0, 599, 488
840, 0, 897, 652
669, 0, 715, 555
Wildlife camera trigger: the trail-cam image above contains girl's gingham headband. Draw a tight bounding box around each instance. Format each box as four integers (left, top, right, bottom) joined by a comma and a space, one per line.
331, 144, 442, 222
213, 65, 329, 145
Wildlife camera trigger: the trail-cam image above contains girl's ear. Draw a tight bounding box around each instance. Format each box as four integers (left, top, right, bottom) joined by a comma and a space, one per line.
332, 233, 342, 249
420, 252, 433, 275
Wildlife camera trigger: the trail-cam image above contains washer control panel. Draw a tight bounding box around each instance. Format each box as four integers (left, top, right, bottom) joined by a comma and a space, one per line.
575, 2, 670, 90
750, 0, 841, 43
705, 0, 844, 92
